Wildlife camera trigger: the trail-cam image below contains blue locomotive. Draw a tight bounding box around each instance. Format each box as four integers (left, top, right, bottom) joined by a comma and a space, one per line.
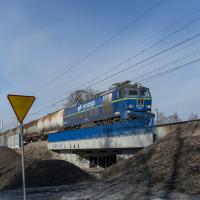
63, 81, 154, 130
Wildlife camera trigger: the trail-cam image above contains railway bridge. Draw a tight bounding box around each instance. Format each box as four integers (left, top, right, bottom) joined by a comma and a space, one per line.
1, 119, 198, 169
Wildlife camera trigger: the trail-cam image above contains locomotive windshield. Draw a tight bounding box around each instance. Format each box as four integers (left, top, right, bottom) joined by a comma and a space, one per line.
119, 86, 151, 98
127, 87, 150, 97
129, 89, 139, 97
140, 88, 150, 97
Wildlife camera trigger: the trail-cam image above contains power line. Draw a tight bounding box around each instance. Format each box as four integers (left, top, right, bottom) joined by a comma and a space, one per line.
140, 57, 200, 83
118, 39, 200, 81
86, 41, 200, 89
28, 13, 200, 119
31, 53, 200, 118
132, 46, 200, 82
32, 0, 166, 94
29, 34, 200, 118
77, 38, 200, 90
64, 8, 200, 88
85, 32, 200, 88
27, 98, 65, 118
31, 11, 200, 112
82, 15, 200, 89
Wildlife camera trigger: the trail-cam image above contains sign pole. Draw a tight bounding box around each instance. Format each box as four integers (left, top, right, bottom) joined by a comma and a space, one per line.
20, 123, 26, 200
7, 94, 35, 200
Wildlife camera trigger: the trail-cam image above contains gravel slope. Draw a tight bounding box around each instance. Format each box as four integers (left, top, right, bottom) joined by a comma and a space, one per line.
24, 141, 59, 160
0, 147, 21, 190
0, 142, 93, 190
101, 121, 200, 198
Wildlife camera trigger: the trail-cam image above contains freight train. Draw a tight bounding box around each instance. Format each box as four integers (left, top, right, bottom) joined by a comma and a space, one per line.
0, 81, 155, 145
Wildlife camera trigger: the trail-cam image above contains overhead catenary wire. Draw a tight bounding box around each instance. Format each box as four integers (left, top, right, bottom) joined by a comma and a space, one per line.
82, 42, 200, 91
29, 35, 200, 119
32, 0, 166, 95
101, 39, 200, 85
139, 58, 200, 83
85, 32, 200, 89
132, 46, 200, 82
63, 8, 200, 88
82, 15, 200, 89
27, 10, 200, 120
29, 33, 200, 119
96, 42, 200, 87
116, 39, 200, 81
30, 54, 200, 119
30, 11, 200, 114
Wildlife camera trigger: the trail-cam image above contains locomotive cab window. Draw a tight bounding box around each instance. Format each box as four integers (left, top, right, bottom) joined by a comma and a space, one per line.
119, 89, 126, 98
129, 89, 139, 97
140, 88, 150, 97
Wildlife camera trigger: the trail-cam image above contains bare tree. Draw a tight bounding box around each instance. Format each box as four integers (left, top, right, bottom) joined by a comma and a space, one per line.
156, 112, 168, 124
155, 109, 182, 125
65, 88, 98, 107
167, 112, 181, 123
189, 113, 198, 120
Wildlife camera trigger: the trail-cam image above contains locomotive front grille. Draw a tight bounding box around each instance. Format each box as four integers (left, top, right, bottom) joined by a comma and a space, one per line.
137, 98, 144, 105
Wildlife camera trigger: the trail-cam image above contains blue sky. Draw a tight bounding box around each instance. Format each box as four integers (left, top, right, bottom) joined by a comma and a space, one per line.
1, 0, 200, 129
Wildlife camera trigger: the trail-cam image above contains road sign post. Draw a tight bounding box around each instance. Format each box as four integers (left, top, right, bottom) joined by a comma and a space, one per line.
7, 95, 35, 200
19, 123, 26, 200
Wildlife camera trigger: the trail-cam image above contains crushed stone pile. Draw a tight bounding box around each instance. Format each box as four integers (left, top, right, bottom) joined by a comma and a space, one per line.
101, 121, 200, 197
0, 142, 93, 190
24, 141, 59, 161
0, 147, 21, 190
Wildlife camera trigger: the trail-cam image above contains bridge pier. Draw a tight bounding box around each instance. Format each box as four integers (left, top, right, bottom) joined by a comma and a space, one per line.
54, 148, 142, 170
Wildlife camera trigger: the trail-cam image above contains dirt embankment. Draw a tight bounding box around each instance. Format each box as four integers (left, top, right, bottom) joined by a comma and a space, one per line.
24, 141, 59, 161
0, 141, 93, 190
1, 121, 200, 199
0, 147, 21, 190
101, 121, 200, 197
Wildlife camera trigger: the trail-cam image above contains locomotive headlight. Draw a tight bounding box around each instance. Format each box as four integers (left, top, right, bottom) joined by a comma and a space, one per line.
128, 104, 134, 108
146, 105, 151, 109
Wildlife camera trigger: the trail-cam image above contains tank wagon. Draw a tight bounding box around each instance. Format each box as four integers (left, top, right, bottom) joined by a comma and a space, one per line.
24, 109, 64, 143
1, 109, 64, 145
0, 127, 20, 148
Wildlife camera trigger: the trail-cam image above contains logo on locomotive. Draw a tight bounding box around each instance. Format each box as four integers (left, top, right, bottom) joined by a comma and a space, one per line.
78, 100, 95, 112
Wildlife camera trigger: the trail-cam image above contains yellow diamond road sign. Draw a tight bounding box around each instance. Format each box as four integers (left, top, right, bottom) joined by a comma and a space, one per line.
7, 95, 35, 123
